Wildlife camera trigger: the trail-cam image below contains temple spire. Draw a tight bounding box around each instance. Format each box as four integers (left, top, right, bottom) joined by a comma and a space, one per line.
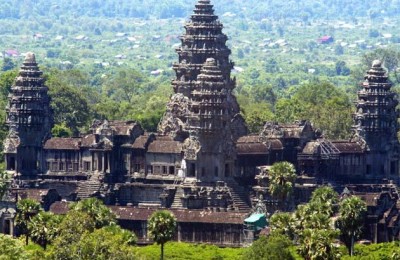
158, 0, 247, 138
173, 0, 232, 91
352, 60, 399, 149
24, 52, 37, 64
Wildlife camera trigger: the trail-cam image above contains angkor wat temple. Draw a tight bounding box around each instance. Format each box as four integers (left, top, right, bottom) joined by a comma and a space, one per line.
2, 0, 400, 245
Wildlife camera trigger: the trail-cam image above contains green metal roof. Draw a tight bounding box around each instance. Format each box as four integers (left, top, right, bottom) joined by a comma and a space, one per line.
245, 213, 265, 223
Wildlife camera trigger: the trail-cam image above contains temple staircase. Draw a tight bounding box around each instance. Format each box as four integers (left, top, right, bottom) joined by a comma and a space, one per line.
170, 187, 184, 209
226, 180, 252, 212
77, 180, 102, 200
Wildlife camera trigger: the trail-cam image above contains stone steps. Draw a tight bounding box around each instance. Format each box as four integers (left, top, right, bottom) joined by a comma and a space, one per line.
170, 187, 184, 209
226, 180, 251, 212
77, 181, 102, 200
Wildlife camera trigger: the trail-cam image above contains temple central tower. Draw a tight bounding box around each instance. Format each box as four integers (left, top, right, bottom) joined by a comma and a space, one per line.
158, 0, 247, 140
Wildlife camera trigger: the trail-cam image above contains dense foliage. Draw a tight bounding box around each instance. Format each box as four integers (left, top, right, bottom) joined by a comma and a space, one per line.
269, 186, 342, 259
0, 234, 29, 260
242, 232, 295, 260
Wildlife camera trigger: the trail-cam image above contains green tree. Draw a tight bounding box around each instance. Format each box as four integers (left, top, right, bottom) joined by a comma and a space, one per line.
0, 70, 18, 144
71, 225, 136, 260
51, 122, 73, 137
268, 162, 297, 210
277, 81, 353, 139
103, 68, 146, 103
243, 232, 294, 260
0, 69, 18, 98
50, 211, 136, 260
337, 195, 367, 256
148, 210, 177, 260
335, 61, 350, 76
48, 83, 92, 135
46, 69, 92, 134
274, 98, 304, 123
70, 198, 116, 228
50, 211, 96, 259
248, 84, 277, 105
0, 171, 11, 199
0, 234, 28, 260
269, 212, 296, 239
309, 186, 339, 216
1, 57, 16, 71
295, 203, 331, 231
334, 45, 344, 55
28, 211, 62, 250
15, 199, 42, 245
241, 102, 274, 133
137, 94, 169, 132
297, 228, 340, 260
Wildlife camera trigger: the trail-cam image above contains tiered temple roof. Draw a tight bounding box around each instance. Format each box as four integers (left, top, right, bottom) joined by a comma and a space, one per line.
6, 53, 52, 134
188, 58, 230, 134
173, 0, 232, 88
159, 0, 247, 139
353, 60, 399, 149
5, 53, 52, 148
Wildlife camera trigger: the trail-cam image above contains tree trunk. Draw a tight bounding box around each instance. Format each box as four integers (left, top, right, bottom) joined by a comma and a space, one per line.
161, 243, 164, 260
350, 234, 354, 257
25, 234, 29, 245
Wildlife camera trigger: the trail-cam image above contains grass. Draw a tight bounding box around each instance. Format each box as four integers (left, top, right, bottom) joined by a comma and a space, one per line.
134, 242, 244, 260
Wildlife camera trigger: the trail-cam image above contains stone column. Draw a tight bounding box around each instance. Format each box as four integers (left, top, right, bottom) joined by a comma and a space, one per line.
102, 152, 105, 173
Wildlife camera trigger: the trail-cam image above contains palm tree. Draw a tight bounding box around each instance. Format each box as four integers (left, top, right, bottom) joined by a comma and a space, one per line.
297, 228, 340, 260
268, 161, 297, 210
309, 186, 339, 216
336, 195, 367, 256
269, 212, 296, 239
15, 199, 42, 245
28, 211, 62, 250
148, 210, 177, 260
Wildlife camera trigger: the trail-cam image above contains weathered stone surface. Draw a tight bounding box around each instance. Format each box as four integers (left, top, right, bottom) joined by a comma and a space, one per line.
159, 0, 247, 139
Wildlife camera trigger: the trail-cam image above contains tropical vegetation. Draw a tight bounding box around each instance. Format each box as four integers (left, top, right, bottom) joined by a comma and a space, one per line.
147, 210, 177, 260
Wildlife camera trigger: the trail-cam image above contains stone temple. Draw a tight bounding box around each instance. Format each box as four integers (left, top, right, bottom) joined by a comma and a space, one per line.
2, 0, 400, 245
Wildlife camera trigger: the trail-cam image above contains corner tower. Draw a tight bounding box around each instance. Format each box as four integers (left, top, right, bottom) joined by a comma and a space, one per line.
4, 53, 53, 176
352, 60, 400, 178
158, 0, 247, 139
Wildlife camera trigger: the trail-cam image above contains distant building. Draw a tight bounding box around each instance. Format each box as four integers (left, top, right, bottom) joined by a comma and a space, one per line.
317, 35, 334, 44
4, 49, 19, 57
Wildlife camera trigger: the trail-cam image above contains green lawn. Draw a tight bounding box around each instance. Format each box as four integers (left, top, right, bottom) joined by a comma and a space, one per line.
134, 242, 244, 260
